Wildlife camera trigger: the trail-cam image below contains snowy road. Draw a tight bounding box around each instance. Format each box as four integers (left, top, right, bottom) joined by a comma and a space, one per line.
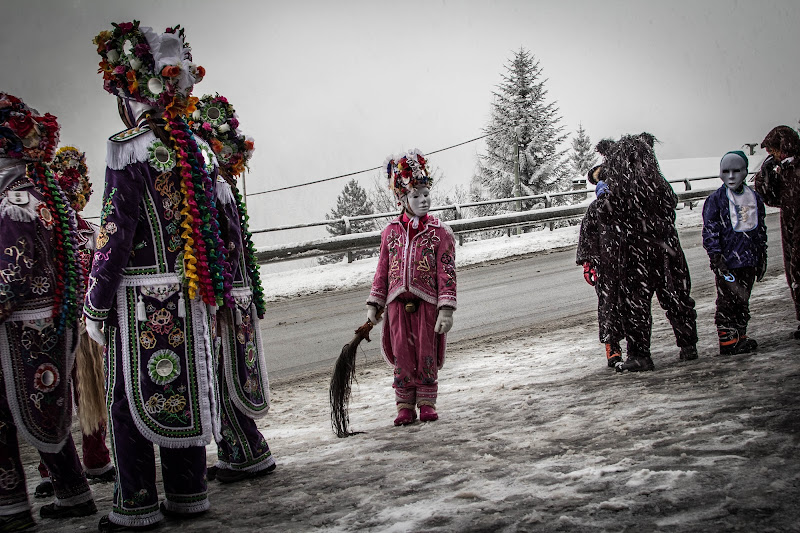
262, 212, 783, 380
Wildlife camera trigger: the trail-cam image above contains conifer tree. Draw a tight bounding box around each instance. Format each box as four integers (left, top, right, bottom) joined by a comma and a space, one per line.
471, 48, 570, 211
569, 123, 598, 179
319, 178, 377, 264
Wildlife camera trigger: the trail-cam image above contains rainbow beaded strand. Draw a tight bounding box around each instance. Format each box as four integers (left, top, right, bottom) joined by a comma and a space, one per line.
166, 113, 234, 308
28, 163, 82, 334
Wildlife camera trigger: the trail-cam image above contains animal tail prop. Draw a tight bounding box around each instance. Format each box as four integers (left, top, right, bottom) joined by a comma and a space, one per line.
330, 309, 383, 438
75, 328, 108, 435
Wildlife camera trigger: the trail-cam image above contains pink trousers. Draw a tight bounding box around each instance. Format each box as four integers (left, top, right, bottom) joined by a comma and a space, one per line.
384, 298, 445, 407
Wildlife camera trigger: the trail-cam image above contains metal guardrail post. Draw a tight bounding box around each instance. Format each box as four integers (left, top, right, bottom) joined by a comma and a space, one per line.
454, 205, 464, 246
545, 195, 554, 231
343, 216, 353, 263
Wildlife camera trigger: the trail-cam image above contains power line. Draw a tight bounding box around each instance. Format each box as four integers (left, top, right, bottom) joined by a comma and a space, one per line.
248, 128, 503, 196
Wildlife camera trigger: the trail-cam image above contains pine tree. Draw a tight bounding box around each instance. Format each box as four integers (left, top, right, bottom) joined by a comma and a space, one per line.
319, 178, 377, 265
569, 123, 598, 180
471, 48, 571, 211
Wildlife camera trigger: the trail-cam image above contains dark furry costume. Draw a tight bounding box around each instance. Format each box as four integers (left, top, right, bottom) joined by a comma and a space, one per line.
596, 134, 697, 366
755, 126, 800, 326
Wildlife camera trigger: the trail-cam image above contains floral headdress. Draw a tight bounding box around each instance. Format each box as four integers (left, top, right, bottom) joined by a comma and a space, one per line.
383, 148, 433, 204
188, 94, 255, 178
186, 94, 264, 317
51, 146, 91, 212
93, 22, 233, 309
0, 92, 60, 162
0, 93, 81, 332
93, 20, 204, 118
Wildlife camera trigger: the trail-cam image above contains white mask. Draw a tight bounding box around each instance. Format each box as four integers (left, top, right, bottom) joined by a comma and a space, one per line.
719, 153, 748, 190
404, 186, 431, 217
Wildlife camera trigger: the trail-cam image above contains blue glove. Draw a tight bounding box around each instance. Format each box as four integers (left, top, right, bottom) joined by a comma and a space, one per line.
594, 180, 609, 198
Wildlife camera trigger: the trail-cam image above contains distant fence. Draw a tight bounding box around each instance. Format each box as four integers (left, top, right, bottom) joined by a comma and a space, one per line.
254, 181, 718, 265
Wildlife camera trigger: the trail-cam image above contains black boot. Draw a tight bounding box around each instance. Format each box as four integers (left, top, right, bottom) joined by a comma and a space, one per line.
34, 479, 53, 498
605, 342, 622, 368
615, 355, 654, 373
39, 499, 97, 519
679, 345, 698, 361
718, 328, 757, 355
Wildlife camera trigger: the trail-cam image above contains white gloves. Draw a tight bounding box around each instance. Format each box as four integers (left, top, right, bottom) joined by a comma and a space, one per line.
85, 318, 106, 346
366, 305, 383, 325
435, 308, 454, 334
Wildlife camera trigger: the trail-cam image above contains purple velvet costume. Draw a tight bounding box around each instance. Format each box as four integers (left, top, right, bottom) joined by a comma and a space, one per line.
84, 125, 218, 527
0, 159, 92, 515
212, 179, 274, 475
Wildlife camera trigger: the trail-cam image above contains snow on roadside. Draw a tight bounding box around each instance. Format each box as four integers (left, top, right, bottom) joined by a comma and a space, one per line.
260, 196, 778, 303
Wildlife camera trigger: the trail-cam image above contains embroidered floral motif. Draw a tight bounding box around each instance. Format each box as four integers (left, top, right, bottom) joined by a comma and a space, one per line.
236, 316, 252, 345
30, 276, 50, 295
148, 308, 174, 335
145, 393, 166, 414
33, 363, 60, 393
144, 388, 189, 424
99, 187, 117, 225
168, 327, 184, 348
147, 350, 181, 385
441, 252, 456, 287
123, 488, 149, 507
140, 330, 157, 350
163, 394, 186, 413
105, 221, 118, 235
96, 226, 109, 249
20, 322, 57, 359
0, 467, 20, 490
420, 356, 436, 385
243, 375, 261, 398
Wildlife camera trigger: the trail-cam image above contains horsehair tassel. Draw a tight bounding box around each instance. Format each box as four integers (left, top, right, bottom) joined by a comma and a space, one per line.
178, 291, 186, 318
136, 295, 147, 322
235, 306, 243, 326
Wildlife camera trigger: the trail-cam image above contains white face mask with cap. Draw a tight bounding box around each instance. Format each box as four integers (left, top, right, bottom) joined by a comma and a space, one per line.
402, 186, 430, 228
719, 152, 748, 191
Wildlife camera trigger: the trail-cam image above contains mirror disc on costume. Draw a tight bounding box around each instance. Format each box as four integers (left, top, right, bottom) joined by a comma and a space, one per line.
154, 146, 170, 164
147, 78, 164, 95
156, 358, 174, 377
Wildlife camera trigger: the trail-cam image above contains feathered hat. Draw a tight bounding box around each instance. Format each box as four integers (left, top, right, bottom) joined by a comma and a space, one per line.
188, 94, 255, 179
0, 92, 60, 162
93, 20, 204, 117
383, 148, 433, 204
51, 146, 91, 211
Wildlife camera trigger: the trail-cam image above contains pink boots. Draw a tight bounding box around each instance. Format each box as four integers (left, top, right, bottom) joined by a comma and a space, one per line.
419, 405, 438, 422
394, 405, 439, 425
394, 408, 416, 426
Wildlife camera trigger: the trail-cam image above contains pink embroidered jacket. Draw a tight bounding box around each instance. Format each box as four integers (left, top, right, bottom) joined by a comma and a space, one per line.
368, 215, 457, 310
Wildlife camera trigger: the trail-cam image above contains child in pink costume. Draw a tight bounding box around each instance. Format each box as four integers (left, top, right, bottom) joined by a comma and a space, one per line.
367, 149, 457, 426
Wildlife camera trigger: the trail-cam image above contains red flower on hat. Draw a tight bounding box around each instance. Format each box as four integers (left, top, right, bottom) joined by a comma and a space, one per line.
8, 114, 35, 137
117, 21, 134, 34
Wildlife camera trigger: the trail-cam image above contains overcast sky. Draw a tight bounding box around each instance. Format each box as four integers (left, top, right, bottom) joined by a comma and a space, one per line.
2, 0, 798, 243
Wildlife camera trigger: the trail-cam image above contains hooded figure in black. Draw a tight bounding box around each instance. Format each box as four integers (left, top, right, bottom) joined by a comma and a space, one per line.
576, 139, 625, 367
597, 133, 698, 372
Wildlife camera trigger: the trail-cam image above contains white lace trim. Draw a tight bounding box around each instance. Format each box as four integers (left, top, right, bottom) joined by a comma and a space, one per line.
106, 130, 155, 170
